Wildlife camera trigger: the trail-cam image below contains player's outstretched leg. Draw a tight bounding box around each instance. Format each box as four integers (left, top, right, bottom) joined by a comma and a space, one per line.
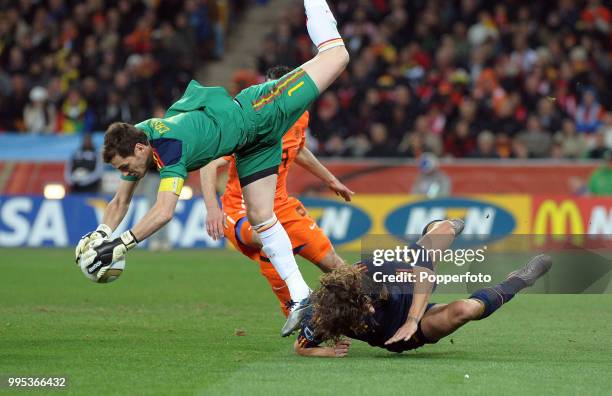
418, 218, 465, 252
242, 175, 311, 336
421, 218, 465, 236
300, 0, 350, 94
420, 254, 552, 342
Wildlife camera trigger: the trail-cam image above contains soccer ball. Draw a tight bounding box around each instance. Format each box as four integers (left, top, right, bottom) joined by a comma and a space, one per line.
79, 257, 126, 284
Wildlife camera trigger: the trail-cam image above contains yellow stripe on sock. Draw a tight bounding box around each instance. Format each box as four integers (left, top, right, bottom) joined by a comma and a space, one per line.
318, 38, 344, 51
255, 219, 278, 233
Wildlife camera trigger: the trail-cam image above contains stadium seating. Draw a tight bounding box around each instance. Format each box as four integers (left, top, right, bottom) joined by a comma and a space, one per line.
0, 0, 248, 133
254, 0, 612, 159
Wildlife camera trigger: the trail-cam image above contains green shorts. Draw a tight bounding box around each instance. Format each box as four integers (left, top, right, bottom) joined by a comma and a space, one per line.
233, 68, 319, 186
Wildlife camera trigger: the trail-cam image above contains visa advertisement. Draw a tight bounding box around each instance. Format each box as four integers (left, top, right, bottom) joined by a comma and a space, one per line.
0, 196, 223, 248
0, 194, 611, 249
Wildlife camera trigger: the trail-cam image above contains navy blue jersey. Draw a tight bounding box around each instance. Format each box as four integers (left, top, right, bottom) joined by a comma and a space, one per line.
298, 259, 436, 353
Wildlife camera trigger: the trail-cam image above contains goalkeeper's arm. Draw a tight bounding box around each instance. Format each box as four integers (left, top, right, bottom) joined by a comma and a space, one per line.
75, 179, 140, 262
80, 189, 178, 276
102, 179, 139, 230
130, 190, 179, 242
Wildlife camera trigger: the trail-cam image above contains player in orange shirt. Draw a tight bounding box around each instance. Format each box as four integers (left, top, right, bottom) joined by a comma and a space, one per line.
200, 66, 353, 316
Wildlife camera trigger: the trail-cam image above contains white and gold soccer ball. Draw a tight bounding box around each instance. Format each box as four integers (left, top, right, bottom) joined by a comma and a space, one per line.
79, 257, 126, 284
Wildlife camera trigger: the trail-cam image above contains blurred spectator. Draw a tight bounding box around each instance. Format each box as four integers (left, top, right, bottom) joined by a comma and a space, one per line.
6, 75, 29, 131
600, 112, 612, 148
398, 132, 426, 158
64, 133, 103, 193
467, 11, 499, 46
516, 116, 552, 158
495, 133, 513, 158
510, 33, 537, 74
344, 134, 371, 157
23, 86, 56, 134
550, 142, 566, 160
101, 90, 132, 128
55, 89, 94, 134
489, 98, 522, 137
511, 138, 530, 159
311, 91, 348, 148
581, 0, 611, 34
575, 89, 605, 133
322, 135, 347, 157
537, 98, 563, 134
471, 130, 499, 159
587, 149, 612, 196
365, 123, 395, 157
554, 118, 587, 159
412, 153, 451, 198
397, 116, 436, 158
586, 132, 609, 159
444, 120, 476, 158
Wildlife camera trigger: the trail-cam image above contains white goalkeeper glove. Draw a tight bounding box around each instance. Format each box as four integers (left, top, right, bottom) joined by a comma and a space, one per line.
80, 231, 138, 280
75, 224, 113, 264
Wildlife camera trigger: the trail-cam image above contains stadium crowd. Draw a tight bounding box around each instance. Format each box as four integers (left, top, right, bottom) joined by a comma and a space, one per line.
256, 0, 612, 159
1, 0, 611, 161
0, 0, 246, 134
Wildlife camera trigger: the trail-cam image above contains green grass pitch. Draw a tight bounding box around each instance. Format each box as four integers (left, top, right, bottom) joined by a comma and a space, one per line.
1, 248, 611, 395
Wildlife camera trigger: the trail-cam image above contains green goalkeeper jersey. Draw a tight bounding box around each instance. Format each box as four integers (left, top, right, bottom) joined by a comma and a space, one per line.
121, 68, 319, 189
128, 80, 249, 181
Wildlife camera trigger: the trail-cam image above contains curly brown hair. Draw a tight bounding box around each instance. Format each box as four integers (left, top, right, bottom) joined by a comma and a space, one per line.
310, 265, 385, 343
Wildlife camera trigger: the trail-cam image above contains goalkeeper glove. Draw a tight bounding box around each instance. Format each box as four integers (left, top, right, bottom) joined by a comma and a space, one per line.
75, 224, 112, 263
81, 231, 138, 279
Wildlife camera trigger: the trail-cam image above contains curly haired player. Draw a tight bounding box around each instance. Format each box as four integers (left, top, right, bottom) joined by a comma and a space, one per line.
294, 219, 552, 357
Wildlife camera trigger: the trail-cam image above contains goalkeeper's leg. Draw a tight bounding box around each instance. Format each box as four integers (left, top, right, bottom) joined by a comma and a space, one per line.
299, 0, 349, 93
242, 175, 312, 336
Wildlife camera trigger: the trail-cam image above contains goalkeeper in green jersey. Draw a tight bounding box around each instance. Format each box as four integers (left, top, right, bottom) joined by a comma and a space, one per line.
76, 0, 348, 336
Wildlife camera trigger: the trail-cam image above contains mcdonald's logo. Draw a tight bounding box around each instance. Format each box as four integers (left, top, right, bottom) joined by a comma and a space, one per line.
533, 200, 584, 234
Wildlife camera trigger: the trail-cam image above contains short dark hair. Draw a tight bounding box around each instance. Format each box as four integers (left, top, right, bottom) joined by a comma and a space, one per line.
103, 122, 148, 163
265, 65, 293, 80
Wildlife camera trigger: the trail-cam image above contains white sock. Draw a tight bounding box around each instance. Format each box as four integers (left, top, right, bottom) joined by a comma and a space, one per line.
285, 271, 310, 302
256, 218, 310, 301
304, 0, 344, 52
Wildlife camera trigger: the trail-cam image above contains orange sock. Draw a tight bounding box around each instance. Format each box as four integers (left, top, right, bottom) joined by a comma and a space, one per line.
258, 258, 291, 317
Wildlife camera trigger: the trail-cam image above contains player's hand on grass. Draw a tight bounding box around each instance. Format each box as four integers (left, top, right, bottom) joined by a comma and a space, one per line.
327, 178, 354, 202
75, 224, 112, 264
205, 205, 226, 240
313, 339, 351, 357
331, 338, 351, 357
384, 317, 418, 345
80, 231, 138, 279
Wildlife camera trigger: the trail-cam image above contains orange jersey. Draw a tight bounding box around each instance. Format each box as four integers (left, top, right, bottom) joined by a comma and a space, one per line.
221, 111, 309, 215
